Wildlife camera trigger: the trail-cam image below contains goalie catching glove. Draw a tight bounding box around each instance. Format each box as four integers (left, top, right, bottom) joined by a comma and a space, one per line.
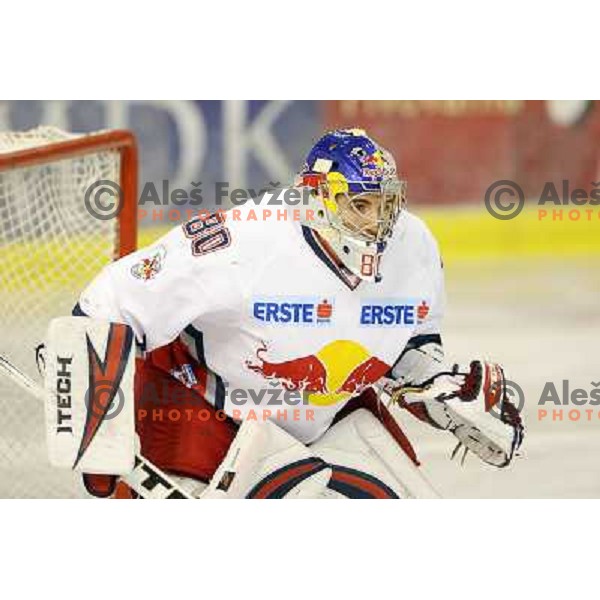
385, 359, 524, 468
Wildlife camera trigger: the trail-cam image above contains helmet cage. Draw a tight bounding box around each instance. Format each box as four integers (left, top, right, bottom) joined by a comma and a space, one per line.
301, 174, 407, 246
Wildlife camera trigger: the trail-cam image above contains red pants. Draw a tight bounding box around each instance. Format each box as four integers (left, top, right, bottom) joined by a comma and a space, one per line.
134, 341, 238, 482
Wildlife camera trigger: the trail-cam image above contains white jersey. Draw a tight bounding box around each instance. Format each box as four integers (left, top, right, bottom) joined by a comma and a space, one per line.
78, 200, 444, 443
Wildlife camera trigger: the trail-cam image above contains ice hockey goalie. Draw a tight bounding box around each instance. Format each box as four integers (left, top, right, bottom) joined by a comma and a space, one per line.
43, 128, 524, 498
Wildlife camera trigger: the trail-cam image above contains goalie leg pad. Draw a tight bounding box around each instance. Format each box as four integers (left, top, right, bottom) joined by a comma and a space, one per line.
202, 408, 439, 499
311, 408, 440, 499
201, 419, 332, 499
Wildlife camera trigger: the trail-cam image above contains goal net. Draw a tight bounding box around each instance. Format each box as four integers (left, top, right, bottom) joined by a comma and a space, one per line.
0, 126, 137, 498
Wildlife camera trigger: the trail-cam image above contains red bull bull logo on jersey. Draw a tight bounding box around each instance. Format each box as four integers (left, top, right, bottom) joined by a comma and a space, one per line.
245, 340, 390, 406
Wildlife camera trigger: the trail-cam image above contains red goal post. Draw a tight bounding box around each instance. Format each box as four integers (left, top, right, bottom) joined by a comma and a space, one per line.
0, 128, 138, 257
0, 126, 138, 498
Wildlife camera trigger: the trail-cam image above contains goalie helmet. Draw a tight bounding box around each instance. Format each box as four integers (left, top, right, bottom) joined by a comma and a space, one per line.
295, 128, 406, 283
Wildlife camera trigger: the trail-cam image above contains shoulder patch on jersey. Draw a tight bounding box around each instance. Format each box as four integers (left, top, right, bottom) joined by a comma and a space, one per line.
131, 246, 167, 281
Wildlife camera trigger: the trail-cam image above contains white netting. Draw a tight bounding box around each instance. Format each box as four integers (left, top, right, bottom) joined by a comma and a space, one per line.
0, 126, 124, 497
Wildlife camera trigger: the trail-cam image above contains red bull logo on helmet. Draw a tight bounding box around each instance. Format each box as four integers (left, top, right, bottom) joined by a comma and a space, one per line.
245, 340, 390, 407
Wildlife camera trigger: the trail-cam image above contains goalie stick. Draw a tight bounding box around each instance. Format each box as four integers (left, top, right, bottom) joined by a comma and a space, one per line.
0, 354, 193, 499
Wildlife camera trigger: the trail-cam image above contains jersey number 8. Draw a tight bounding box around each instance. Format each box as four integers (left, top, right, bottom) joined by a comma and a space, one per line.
182, 212, 232, 257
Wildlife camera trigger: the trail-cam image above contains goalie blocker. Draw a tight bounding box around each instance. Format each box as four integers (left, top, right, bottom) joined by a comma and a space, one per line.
44, 317, 137, 493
